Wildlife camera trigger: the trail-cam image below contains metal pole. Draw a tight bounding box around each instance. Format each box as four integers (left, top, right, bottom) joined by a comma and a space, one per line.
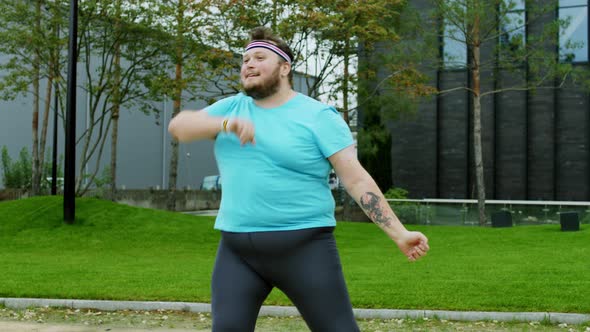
51, 24, 59, 196
64, 0, 78, 223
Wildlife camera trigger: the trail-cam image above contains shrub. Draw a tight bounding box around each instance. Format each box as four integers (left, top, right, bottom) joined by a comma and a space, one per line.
384, 187, 409, 199
383, 187, 422, 224
1, 146, 31, 189
1, 146, 63, 191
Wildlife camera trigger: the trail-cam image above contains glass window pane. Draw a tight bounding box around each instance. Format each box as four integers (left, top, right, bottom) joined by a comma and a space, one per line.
443, 22, 467, 68
559, 7, 589, 62
500, 11, 526, 50
560, 0, 587, 7
507, 0, 525, 11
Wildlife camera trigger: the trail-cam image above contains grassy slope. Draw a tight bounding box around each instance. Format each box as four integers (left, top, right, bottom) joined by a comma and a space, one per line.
0, 196, 588, 313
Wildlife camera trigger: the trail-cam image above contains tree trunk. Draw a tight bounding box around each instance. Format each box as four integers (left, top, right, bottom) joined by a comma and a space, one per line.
471, 13, 486, 226
271, 1, 277, 30
167, 0, 184, 211
31, 0, 42, 195
111, 111, 119, 200
342, 35, 350, 125
38, 77, 54, 193
473, 82, 486, 226
167, 65, 183, 211
110, 0, 122, 201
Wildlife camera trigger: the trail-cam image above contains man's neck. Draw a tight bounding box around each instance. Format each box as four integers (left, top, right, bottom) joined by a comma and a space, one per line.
253, 86, 296, 109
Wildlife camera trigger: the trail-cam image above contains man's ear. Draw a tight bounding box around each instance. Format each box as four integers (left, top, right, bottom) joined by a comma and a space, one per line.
281, 62, 291, 77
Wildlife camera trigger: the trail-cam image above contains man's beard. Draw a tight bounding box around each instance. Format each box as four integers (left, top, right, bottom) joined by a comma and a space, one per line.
243, 67, 281, 100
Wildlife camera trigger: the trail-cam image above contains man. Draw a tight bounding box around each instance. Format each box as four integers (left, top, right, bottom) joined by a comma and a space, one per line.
169, 26, 429, 332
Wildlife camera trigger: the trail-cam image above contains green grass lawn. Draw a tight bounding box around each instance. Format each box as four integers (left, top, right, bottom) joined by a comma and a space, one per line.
0, 196, 588, 313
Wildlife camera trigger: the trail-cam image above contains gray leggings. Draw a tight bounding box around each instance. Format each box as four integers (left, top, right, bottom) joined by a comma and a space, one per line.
211, 226, 360, 332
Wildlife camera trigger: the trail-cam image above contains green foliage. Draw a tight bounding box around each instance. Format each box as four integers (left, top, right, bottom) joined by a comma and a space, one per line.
1, 146, 63, 191
357, 126, 392, 191
392, 203, 422, 224
0, 0, 68, 101
384, 187, 409, 199
86, 166, 112, 198
354, 3, 437, 189
1, 146, 31, 189
93, 166, 112, 189
383, 187, 421, 224
430, 0, 585, 87
357, 127, 390, 158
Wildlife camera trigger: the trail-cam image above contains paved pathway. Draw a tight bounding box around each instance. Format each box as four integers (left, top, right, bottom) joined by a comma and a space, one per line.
0, 321, 206, 332
1, 298, 589, 325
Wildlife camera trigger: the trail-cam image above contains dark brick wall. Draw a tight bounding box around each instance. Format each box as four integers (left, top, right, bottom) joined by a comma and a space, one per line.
556, 81, 590, 200
438, 71, 469, 198
495, 71, 528, 199
527, 88, 556, 200
479, 71, 496, 199
372, 1, 590, 201
389, 99, 438, 198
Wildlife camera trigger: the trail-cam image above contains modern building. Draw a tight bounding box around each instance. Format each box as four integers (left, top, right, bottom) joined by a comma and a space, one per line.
0, 52, 315, 191
374, 0, 590, 201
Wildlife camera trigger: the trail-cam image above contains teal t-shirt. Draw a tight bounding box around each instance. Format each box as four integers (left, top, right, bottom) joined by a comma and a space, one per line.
205, 92, 354, 232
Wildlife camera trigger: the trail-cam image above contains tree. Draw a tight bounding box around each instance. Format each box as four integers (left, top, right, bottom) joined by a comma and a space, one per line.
201, 0, 433, 190
0, 0, 68, 196
1, 145, 63, 191
429, 0, 581, 225
321, 1, 433, 190
110, 0, 123, 200
70, 0, 171, 196
140, 0, 217, 210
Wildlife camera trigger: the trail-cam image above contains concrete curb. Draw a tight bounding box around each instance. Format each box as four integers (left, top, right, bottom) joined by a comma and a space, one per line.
1, 298, 589, 325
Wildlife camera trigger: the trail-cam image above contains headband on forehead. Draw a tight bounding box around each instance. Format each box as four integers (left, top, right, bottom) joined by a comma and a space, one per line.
245, 41, 292, 64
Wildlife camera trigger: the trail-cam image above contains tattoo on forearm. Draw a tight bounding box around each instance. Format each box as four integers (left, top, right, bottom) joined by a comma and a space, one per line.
359, 192, 392, 227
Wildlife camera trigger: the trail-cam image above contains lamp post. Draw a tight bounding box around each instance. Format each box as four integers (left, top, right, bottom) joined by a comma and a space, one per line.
51, 22, 59, 196
64, 0, 78, 223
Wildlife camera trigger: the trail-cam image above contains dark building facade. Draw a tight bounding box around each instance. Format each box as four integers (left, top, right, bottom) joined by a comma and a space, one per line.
378, 0, 590, 201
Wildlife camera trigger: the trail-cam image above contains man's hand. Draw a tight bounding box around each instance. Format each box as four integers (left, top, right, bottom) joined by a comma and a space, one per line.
395, 231, 429, 262
228, 118, 256, 146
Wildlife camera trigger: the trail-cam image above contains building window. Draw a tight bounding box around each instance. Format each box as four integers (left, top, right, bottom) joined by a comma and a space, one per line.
559, 0, 588, 62
442, 3, 467, 69
499, 0, 526, 56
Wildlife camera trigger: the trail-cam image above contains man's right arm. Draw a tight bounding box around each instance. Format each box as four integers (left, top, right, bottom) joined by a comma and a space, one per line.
168, 110, 256, 145
168, 110, 224, 142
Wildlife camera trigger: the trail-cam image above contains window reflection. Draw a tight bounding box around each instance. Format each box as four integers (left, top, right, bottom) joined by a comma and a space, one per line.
442, 0, 467, 69
499, 0, 526, 56
559, 1, 588, 62
443, 20, 467, 69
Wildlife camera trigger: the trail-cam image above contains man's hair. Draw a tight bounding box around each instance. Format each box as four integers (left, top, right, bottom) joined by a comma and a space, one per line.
247, 26, 294, 86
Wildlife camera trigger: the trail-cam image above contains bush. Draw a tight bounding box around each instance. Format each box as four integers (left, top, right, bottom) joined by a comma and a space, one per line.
1, 146, 63, 191
384, 187, 409, 199
383, 187, 422, 224
1, 146, 31, 189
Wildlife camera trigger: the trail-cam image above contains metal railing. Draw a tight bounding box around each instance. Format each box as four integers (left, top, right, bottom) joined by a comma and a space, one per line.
386, 198, 590, 226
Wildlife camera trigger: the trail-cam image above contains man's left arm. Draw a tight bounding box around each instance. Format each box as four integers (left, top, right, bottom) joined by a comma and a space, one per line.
329, 144, 430, 261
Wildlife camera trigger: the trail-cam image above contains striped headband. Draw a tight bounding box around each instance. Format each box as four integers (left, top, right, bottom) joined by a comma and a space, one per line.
245, 41, 292, 64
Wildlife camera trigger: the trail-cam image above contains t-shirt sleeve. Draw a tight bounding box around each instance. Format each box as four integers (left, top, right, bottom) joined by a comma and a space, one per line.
313, 107, 354, 158
204, 95, 239, 117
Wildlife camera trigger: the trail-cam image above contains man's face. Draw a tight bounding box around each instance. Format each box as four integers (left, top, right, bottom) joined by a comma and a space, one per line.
241, 48, 283, 100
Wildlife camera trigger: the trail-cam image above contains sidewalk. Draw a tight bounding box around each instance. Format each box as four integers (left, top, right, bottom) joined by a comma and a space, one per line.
1, 298, 589, 325
0, 321, 206, 332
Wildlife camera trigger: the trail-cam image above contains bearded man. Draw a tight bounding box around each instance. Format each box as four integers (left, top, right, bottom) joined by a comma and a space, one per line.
168, 26, 429, 332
